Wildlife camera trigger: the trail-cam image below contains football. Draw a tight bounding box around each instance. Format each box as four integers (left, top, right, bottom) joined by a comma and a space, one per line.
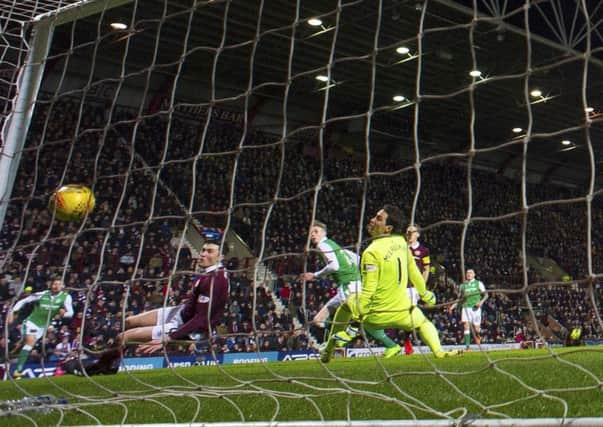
48, 184, 96, 221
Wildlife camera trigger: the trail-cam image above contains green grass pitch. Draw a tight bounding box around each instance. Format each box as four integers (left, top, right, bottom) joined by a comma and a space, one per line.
0, 347, 601, 426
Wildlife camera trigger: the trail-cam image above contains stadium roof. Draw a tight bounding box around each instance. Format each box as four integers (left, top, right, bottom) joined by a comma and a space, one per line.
14, 0, 603, 187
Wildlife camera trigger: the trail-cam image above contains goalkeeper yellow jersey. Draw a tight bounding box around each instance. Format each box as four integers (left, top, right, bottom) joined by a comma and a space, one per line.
359, 234, 426, 320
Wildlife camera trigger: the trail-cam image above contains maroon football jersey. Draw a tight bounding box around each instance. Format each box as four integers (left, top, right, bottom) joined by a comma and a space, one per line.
169, 265, 229, 339
409, 241, 430, 287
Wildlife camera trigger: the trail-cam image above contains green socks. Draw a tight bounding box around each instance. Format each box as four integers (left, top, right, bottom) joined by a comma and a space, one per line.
365, 327, 397, 348
16, 345, 33, 372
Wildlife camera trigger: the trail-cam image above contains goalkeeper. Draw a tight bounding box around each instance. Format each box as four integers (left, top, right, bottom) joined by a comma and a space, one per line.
321, 205, 461, 362
302, 221, 401, 356
7, 278, 74, 378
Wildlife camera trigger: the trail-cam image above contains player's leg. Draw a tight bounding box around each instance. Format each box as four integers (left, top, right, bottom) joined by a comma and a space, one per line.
328, 280, 363, 345
312, 305, 331, 328
474, 325, 481, 345
319, 283, 350, 327
472, 309, 482, 346
461, 308, 471, 350
89, 307, 181, 375
320, 287, 351, 345
14, 333, 37, 377
363, 327, 400, 358
320, 298, 355, 362
404, 287, 420, 355
370, 307, 460, 359
120, 326, 156, 345
88, 325, 159, 376
125, 309, 160, 330
14, 321, 44, 377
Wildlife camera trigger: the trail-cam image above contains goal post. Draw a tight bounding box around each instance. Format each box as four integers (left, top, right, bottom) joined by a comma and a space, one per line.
0, 19, 52, 232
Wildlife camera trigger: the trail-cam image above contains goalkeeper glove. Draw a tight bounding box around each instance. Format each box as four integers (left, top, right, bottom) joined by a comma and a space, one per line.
420, 290, 436, 306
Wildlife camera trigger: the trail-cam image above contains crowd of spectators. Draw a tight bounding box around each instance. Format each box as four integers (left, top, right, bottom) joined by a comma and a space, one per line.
0, 95, 601, 366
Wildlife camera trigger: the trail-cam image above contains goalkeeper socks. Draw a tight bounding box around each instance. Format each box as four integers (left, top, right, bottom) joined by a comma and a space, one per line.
464, 330, 471, 348
16, 344, 33, 372
417, 320, 443, 354
365, 327, 396, 348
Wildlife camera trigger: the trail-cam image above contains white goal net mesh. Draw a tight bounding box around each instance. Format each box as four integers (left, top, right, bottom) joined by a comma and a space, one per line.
0, 0, 602, 425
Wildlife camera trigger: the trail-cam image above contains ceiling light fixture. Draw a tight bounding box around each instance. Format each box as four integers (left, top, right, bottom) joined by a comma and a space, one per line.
396, 46, 410, 55
469, 70, 482, 77
315, 75, 329, 82
530, 89, 542, 97
307, 18, 323, 26
110, 22, 127, 30
561, 140, 572, 146
585, 107, 594, 113
392, 95, 405, 102
512, 127, 523, 133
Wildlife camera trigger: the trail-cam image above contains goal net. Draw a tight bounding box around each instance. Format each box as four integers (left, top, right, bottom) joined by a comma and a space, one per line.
0, 0, 602, 425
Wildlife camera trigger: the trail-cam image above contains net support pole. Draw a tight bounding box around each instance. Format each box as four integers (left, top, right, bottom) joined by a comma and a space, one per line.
0, 19, 54, 232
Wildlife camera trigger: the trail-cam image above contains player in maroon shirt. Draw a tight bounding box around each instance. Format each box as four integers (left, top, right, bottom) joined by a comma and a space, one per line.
77, 240, 229, 375
404, 225, 431, 355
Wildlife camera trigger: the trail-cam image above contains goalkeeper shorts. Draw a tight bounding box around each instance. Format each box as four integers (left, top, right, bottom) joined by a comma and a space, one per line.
362, 305, 428, 332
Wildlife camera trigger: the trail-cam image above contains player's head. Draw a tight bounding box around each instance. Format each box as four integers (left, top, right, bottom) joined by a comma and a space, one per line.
466, 269, 475, 280
406, 225, 421, 243
50, 278, 64, 293
199, 239, 227, 268
368, 205, 404, 237
310, 221, 327, 245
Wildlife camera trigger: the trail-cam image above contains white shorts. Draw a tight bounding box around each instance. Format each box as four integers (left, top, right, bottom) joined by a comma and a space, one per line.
151, 306, 184, 340
22, 320, 46, 341
407, 287, 419, 306
461, 307, 482, 326
325, 280, 362, 309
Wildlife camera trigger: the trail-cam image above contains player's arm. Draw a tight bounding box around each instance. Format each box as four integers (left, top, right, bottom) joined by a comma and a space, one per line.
359, 250, 379, 317
448, 284, 464, 313
303, 241, 340, 281
8, 293, 41, 325
475, 281, 488, 308
421, 252, 431, 282
169, 312, 209, 340
408, 250, 435, 305
12, 293, 41, 313
61, 294, 74, 319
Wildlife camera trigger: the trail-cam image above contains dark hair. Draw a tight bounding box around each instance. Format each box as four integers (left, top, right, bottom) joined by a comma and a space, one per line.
204, 239, 229, 256
382, 204, 405, 234
312, 221, 327, 232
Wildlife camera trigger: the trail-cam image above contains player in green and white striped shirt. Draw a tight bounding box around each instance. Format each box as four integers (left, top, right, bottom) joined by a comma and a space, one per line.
7, 278, 74, 378
301, 221, 361, 328
448, 269, 488, 350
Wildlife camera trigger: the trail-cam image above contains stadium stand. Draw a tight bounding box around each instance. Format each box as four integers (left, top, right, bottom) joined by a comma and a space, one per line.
0, 97, 601, 366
